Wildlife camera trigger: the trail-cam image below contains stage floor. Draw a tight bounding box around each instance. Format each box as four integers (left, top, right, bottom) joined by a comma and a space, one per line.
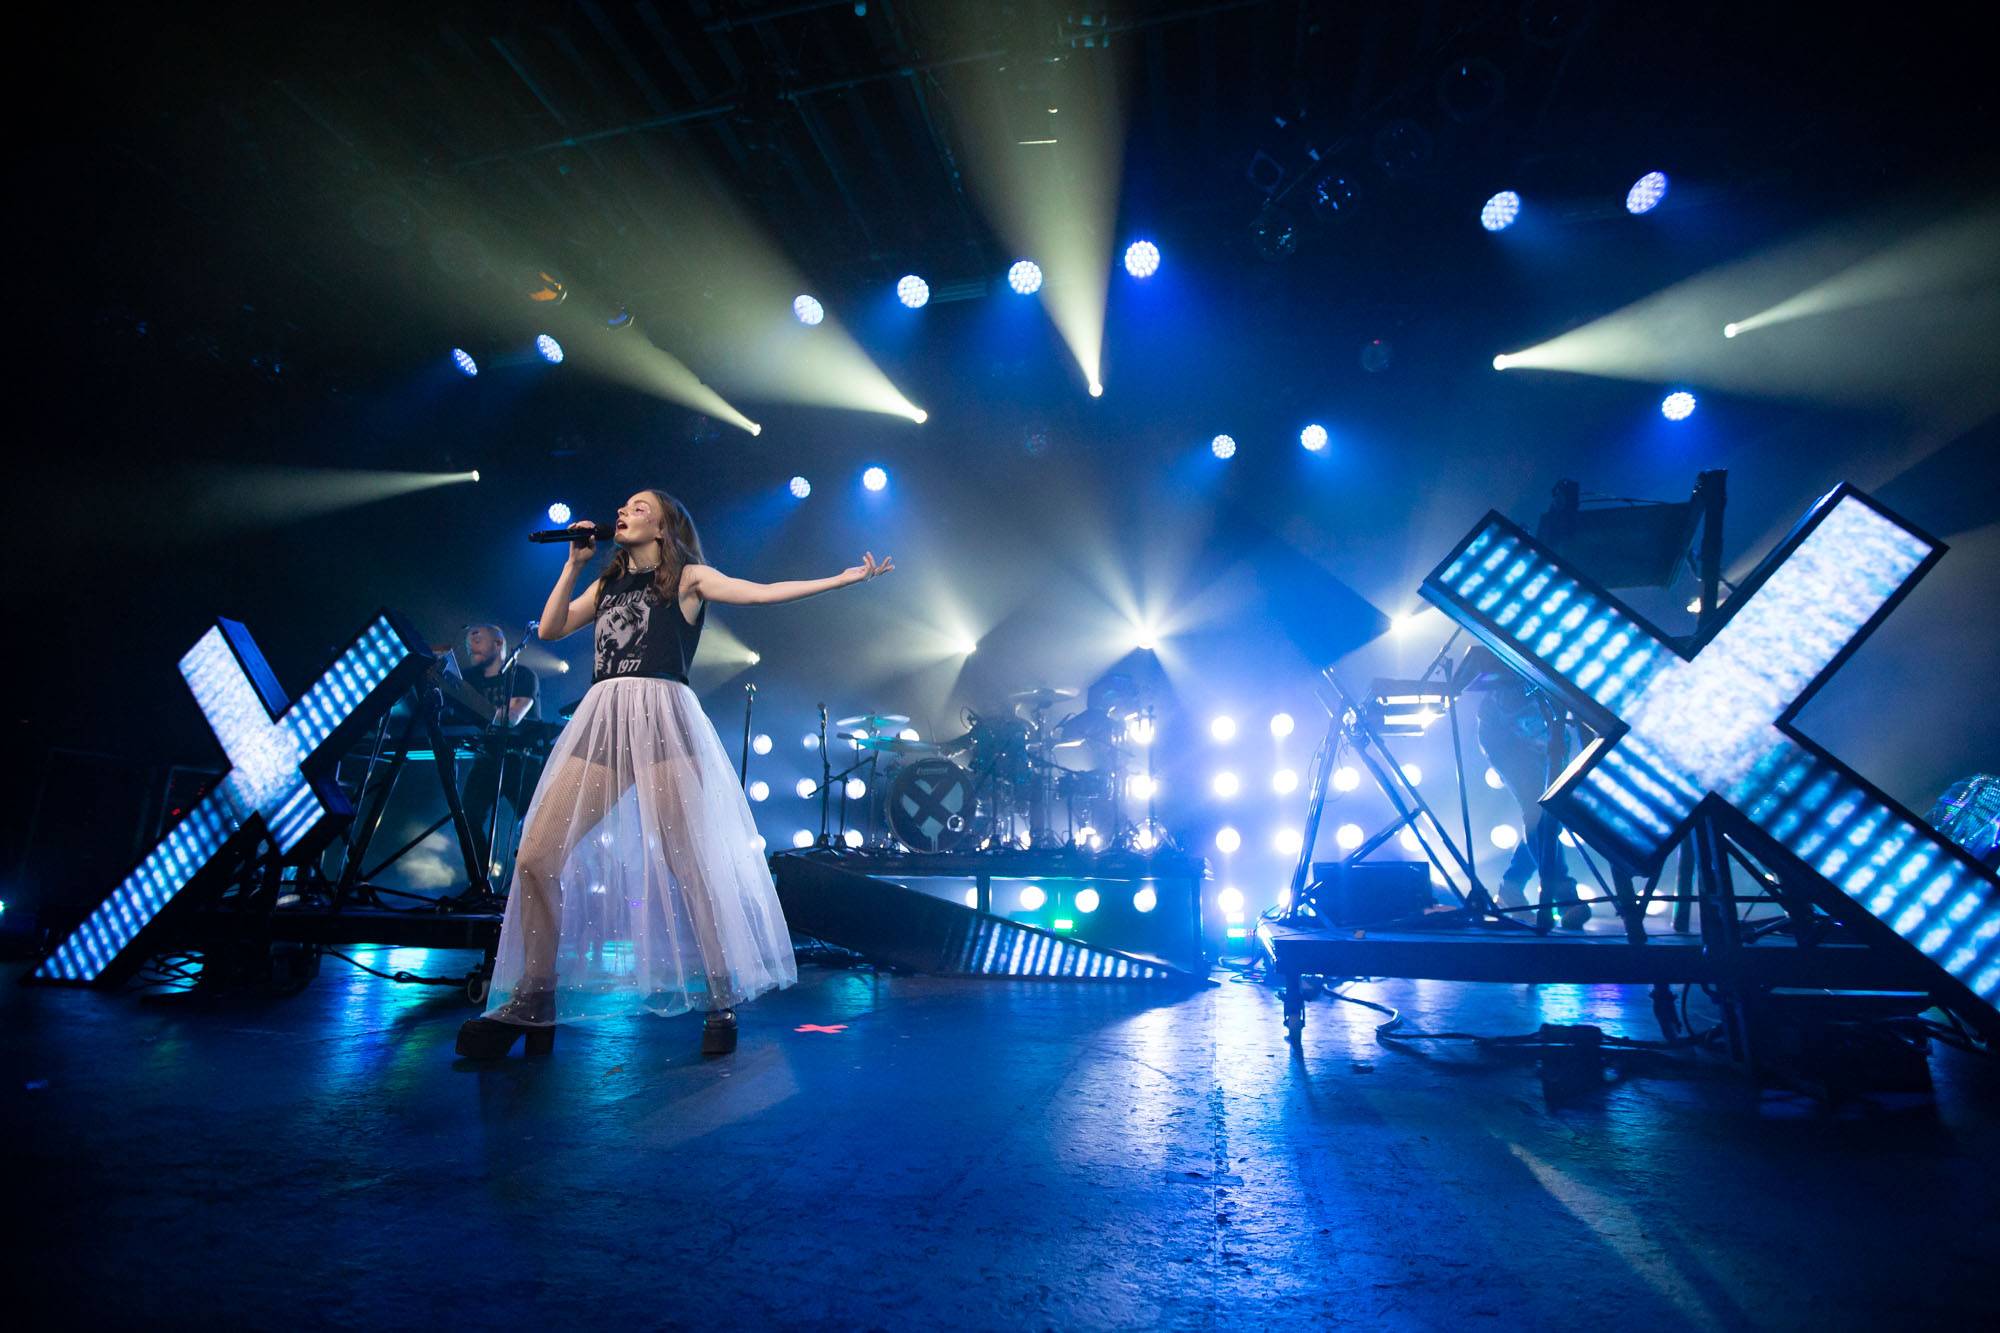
7, 954, 1999, 1328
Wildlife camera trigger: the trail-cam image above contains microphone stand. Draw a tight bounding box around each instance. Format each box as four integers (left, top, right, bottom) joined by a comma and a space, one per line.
738, 682, 757, 785
817, 704, 834, 846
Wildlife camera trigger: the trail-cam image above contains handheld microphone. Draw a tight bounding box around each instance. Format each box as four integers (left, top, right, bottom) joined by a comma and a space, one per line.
528, 523, 613, 544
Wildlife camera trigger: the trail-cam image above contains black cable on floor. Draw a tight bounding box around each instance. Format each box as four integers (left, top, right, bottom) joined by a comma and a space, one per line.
1315, 977, 1724, 1050
317, 947, 470, 988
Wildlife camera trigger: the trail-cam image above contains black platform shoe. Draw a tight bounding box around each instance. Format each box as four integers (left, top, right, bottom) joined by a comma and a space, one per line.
455, 990, 556, 1059
701, 1009, 738, 1057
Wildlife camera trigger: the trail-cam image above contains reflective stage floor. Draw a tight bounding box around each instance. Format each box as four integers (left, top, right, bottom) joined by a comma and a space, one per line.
7, 953, 1999, 1329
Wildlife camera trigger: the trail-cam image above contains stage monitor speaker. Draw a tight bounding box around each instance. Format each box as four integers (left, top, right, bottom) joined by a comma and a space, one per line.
1306, 860, 1436, 927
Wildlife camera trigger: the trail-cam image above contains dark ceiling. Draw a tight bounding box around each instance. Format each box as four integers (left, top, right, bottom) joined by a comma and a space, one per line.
57, 0, 1995, 399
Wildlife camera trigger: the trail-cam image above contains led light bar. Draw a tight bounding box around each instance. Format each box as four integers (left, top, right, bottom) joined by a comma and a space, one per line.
1422, 484, 2000, 1017
36, 612, 428, 984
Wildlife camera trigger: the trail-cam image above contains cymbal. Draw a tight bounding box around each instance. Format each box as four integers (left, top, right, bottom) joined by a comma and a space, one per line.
836, 712, 911, 732
1008, 687, 1079, 709
856, 736, 939, 756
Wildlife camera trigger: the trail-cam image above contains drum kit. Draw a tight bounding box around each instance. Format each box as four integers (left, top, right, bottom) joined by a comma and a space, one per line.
826, 684, 1160, 855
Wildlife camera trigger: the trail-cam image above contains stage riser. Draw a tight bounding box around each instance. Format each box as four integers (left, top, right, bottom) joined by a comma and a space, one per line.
772, 851, 1203, 981
1261, 929, 1938, 990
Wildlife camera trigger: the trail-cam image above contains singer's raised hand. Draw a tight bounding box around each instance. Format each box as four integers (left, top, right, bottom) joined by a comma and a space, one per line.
566, 519, 599, 567
843, 551, 895, 585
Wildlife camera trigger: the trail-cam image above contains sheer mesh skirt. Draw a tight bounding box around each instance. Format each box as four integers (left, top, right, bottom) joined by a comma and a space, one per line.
486, 677, 795, 1023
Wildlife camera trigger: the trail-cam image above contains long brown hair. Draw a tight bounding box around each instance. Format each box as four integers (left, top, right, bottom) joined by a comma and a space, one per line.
598, 488, 705, 605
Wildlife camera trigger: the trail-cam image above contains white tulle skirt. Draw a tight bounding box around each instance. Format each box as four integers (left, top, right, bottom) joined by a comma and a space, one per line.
485, 676, 796, 1023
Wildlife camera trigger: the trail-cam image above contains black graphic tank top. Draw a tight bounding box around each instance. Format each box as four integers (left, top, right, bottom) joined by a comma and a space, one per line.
593, 569, 704, 684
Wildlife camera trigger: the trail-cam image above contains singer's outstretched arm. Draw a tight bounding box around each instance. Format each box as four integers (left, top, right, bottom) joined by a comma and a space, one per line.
685, 552, 894, 607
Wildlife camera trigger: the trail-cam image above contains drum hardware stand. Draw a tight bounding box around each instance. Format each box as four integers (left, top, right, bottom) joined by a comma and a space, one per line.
814, 704, 879, 850
1110, 703, 1156, 853
816, 749, 881, 849
1141, 704, 1156, 845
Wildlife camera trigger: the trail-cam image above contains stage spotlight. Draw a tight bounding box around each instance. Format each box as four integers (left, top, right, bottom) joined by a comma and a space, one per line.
795, 778, 818, 799
1336, 823, 1365, 851
793, 294, 825, 326
1133, 886, 1158, 913
1480, 190, 1521, 232
955, 637, 978, 655
1269, 712, 1295, 738
1126, 714, 1156, 746
1272, 768, 1299, 795
1211, 771, 1241, 799
1391, 611, 1421, 636
747, 652, 762, 665
528, 270, 566, 304
792, 829, 814, 848
1491, 825, 1521, 850
1399, 829, 1421, 853
1124, 240, 1161, 278
547, 502, 572, 525
1007, 260, 1044, 295
1211, 434, 1237, 459
1128, 774, 1160, 802
748, 781, 770, 802
1723, 322, 1741, 338
896, 275, 930, 308
1625, 170, 1669, 215
1300, 423, 1328, 452
1661, 390, 1697, 421
1076, 887, 1100, 913
1079, 826, 1103, 851
752, 733, 773, 755
862, 466, 888, 491
912, 409, 929, 424
1217, 886, 1245, 915
1215, 826, 1242, 854
845, 778, 867, 800
1333, 765, 1361, 792
1401, 763, 1423, 786
789, 476, 812, 499
1558, 829, 1577, 849
1274, 827, 1305, 856
803, 734, 820, 750
962, 887, 978, 908
1484, 767, 1505, 789
1492, 353, 1512, 370
1088, 381, 1103, 398
843, 829, 864, 848
1210, 715, 1238, 743
450, 348, 478, 377
535, 334, 564, 364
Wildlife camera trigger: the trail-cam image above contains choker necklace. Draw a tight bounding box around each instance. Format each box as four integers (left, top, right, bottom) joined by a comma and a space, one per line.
630, 564, 659, 575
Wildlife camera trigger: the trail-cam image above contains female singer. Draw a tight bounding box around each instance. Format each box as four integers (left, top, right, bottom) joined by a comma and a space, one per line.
457, 489, 893, 1059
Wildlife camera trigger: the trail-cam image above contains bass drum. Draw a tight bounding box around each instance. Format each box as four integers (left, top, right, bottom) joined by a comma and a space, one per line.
886, 757, 990, 853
